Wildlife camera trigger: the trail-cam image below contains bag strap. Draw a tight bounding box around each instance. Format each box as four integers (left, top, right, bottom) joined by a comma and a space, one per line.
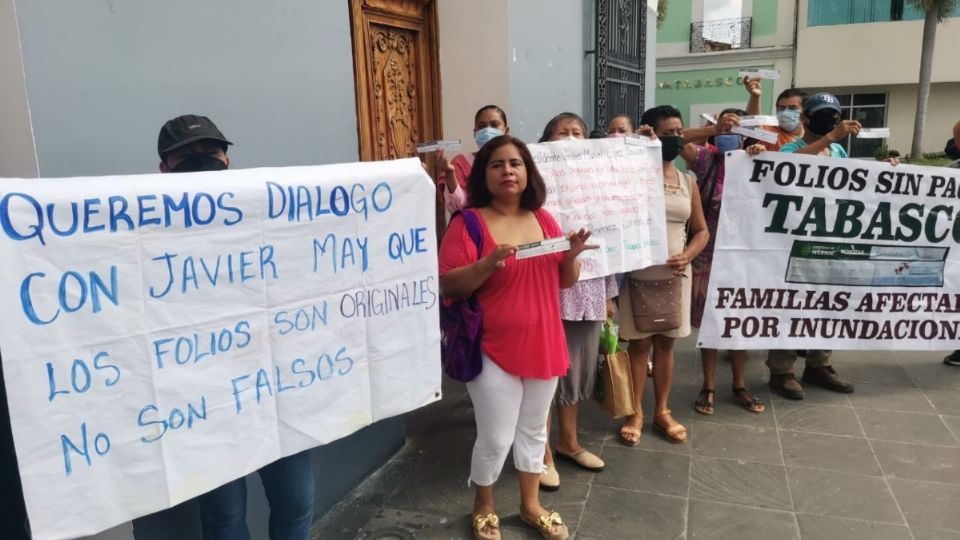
454, 209, 484, 258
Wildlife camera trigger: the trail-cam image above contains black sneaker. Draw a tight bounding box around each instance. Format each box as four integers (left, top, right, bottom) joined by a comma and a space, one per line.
802, 366, 854, 393
945, 351, 960, 366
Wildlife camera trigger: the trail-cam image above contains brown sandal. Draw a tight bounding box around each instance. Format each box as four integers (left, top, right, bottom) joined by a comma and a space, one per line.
619, 414, 643, 446
653, 410, 688, 444
694, 387, 715, 415
733, 387, 766, 414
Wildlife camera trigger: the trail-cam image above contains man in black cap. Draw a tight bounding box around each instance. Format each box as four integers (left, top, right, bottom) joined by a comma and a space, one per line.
157, 114, 233, 173
157, 114, 316, 540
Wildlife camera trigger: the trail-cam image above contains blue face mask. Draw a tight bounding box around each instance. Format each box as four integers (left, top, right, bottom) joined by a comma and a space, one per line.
715, 134, 743, 154
474, 127, 504, 148
777, 109, 801, 132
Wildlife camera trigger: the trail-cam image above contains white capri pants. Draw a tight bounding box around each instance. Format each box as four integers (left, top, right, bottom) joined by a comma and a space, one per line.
466, 354, 559, 487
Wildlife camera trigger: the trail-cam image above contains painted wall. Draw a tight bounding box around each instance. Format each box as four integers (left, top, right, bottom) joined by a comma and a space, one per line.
752, 0, 779, 36
508, 0, 590, 141
655, 66, 775, 125
658, 0, 693, 43
14, 0, 360, 178
796, 2, 960, 87
0, 0, 36, 178
438, 0, 511, 152
887, 82, 960, 155
6, 1, 406, 538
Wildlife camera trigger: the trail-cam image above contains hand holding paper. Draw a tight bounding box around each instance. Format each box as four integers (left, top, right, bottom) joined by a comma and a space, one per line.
565, 228, 599, 260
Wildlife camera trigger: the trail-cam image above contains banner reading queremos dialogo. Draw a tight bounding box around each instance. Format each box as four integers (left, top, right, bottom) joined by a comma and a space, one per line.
0, 159, 441, 540
699, 150, 960, 350
529, 138, 669, 279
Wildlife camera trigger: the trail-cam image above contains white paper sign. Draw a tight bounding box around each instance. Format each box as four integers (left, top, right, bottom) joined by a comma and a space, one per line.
0, 159, 441, 540
857, 128, 890, 139
416, 140, 462, 153
739, 116, 779, 128
699, 151, 960, 350
528, 138, 669, 279
731, 125, 779, 144
739, 69, 780, 80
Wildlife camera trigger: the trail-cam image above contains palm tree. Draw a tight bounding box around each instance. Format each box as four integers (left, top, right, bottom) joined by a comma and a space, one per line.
910, 0, 957, 158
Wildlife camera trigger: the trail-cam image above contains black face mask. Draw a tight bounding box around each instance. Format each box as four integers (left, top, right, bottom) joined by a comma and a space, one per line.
171, 154, 227, 173
807, 113, 840, 136
659, 136, 684, 162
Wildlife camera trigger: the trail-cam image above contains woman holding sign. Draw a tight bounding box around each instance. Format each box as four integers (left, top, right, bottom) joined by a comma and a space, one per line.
682, 108, 769, 416
537, 113, 618, 491
439, 135, 594, 540
618, 106, 709, 445
436, 105, 510, 213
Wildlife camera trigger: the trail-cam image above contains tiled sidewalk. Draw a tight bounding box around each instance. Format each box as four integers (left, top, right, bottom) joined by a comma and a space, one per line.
314, 339, 960, 539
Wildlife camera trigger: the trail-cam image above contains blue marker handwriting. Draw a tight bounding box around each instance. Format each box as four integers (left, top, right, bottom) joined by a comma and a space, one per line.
148, 244, 278, 299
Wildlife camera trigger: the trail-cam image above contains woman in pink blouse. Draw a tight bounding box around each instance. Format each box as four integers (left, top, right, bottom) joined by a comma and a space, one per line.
437, 105, 510, 214
537, 113, 618, 492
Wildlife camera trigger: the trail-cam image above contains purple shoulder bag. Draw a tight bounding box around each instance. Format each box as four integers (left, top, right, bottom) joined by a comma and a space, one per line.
439, 210, 484, 382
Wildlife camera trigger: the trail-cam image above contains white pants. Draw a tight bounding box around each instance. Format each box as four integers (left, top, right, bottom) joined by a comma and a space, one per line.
466, 354, 558, 486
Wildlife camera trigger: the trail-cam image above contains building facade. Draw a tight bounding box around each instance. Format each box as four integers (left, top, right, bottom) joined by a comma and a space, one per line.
655, 0, 960, 158
0, 1, 655, 539
655, 0, 796, 130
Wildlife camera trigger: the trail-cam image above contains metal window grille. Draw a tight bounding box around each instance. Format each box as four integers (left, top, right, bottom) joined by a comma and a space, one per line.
689, 17, 752, 53
595, 0, 647, 130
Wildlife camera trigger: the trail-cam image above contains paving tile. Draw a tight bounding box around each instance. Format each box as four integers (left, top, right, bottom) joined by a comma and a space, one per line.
691, 421, 782, 465
788, 467, 902, 523
687, 499, 798, 540
905, 362, 960, 391
796, 513, 911, 540
570, 398, 617, 445
857, 409, 958, 446
576, 485, 685, 540
550, 441, 604, 486
780, 431, 882, 476
402, 413, 476, 467
872, 439, 960, 484
691, 386, 777, 430
913, 528, 960, 540
775, 403, 864, 437
690, 457, 792, 511
770, 384, 853, 407
384, 461, 483, 515
312, 502, 384, 540
921, 388, 960, 416
941, 416, 960, 443
837, 359, 915, 387
847, 383, 936, 413
890, 478, 960, 531
592, 446, 689, 496
610, 414, 693, 456
355, 507, 465, 539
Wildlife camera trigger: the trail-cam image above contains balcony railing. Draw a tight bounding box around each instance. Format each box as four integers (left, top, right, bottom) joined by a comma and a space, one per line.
690, 17, 752, 53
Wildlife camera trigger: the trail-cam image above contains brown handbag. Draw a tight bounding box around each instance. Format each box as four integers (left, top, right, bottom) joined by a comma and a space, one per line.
628, 275, 682, 333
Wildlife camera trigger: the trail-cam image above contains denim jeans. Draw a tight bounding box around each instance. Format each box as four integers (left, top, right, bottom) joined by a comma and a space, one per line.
199, 450, 315, 540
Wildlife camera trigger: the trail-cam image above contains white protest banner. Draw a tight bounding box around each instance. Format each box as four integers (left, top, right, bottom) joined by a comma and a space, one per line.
528, 138, 668, 279
0, 159, 441, 540
699, 151, 960, 350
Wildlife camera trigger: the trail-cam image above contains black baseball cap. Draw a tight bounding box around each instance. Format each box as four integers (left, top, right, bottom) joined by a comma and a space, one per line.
157, 114, 233, 158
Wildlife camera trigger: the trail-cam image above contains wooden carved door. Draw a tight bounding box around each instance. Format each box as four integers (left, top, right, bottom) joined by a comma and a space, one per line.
350, 0, 442, 162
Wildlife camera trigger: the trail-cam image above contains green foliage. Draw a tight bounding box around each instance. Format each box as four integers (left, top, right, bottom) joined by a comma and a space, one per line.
657, 0, 668, 29
910, 0, 959, 21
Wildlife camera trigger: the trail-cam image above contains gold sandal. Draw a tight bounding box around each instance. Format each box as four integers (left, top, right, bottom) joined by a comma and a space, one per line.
472, 513, 500, 540
653, 410, 688, 444
520, 511, 569, 540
